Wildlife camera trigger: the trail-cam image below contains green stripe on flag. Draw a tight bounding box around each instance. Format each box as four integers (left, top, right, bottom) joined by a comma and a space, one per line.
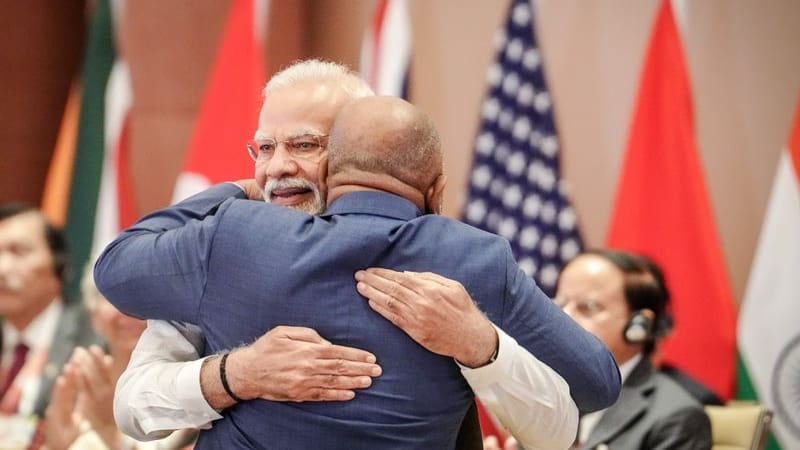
737, 353, 781, 450
64, 0, 115, 302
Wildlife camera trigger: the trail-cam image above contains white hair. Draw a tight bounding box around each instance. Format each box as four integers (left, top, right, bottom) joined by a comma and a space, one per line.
263, 59, 374, 99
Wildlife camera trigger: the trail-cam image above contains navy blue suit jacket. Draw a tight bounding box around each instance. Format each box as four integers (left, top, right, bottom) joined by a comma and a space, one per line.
95, 184, 620, 449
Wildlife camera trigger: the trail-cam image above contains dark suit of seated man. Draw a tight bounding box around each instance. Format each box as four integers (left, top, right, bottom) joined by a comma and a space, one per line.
95, 96, 621, 449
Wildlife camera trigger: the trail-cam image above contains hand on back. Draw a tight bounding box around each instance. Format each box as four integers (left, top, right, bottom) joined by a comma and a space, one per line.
226, 326, 382, 402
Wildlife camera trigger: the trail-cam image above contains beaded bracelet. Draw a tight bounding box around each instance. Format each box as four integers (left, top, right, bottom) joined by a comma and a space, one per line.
220, 352, 245, 402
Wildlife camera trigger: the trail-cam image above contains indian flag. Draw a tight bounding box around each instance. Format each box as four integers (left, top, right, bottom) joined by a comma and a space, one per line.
738, 95, 800, 450
42, 0, 134, 301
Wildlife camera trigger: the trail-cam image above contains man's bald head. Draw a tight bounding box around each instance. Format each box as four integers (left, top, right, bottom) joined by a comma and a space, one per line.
326, 96, 444, 209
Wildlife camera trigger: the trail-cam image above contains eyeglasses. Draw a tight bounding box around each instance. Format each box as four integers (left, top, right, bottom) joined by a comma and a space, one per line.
554, 296, 604, 319
246, 134, 328, 162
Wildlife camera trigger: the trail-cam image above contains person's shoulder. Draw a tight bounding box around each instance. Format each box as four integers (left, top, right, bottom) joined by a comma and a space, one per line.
651, 369, 707, 410
660, 364, 724, 405
420, 215, 510, 242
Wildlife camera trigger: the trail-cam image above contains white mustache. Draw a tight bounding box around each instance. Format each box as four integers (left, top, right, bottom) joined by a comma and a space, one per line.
263, 177, 319, 201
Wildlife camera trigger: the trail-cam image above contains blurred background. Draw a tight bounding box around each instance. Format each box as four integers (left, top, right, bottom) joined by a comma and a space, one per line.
2, 0, 798, 297
0, 0, 798, 446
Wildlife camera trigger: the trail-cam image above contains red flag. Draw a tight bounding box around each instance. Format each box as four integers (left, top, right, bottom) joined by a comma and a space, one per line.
476, 403, 509, 444
173, 0, 267, 201
606, 0, 737, 400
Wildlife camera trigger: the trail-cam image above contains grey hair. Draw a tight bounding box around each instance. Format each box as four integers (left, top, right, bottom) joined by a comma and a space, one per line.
263, 59, 374, 99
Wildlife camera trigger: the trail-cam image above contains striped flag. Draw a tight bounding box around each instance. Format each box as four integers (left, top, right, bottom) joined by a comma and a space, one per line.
359, 0, 411, 97
463, 0, 583, 298
606, 0, 737, 399
463, 0, 583, 441
55, 0, 135, 301
42, 84, 81, 227
738, 95, 800, 450
92, 56, 135, 251
171, 0, 268, 202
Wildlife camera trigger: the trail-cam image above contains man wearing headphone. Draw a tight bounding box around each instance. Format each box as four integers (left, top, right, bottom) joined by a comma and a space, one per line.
555, 249, 711, 450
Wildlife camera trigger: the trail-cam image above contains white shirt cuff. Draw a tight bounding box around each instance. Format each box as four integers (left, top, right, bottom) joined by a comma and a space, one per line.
458, 324, 515, 388
176, 356, 223, 418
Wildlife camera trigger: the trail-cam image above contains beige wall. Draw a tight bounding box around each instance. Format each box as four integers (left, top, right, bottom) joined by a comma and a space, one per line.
0, 0, 85, 205
406, 0, 800, 300
2, 0, 797, 302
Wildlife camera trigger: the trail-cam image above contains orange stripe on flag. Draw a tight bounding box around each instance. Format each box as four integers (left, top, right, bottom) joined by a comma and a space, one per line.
42, 84, 81, 226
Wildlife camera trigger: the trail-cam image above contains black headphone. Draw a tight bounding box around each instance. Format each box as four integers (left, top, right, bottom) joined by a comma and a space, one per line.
623, 310, 654, 344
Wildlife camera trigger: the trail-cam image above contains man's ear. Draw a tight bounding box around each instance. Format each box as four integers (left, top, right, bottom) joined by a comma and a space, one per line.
317, 154, 329, 196
425, 174, 447, 215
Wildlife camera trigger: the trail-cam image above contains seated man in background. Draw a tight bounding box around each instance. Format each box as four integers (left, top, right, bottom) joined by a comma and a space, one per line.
96, 96, 620, 449
42, 266, 195, 450
556, 249, 711, 450
0, 203, 98, 448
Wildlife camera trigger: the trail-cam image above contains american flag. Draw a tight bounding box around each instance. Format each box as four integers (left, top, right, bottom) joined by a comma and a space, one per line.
463, 0, 582, 297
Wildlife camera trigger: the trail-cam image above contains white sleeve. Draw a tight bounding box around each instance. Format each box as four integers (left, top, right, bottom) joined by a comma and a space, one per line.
459, 324, 579, 450
114, 320, 223, 441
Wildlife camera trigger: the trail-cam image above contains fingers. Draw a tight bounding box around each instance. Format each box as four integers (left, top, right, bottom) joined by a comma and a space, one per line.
72, 347, 112, 391
233, 179, 264, 200
305, 373, 374, 393
354, 271, 415, 317
70, 346, 116, 406
358, 268, 425, 295
273, 325, 331, 345
47, 373, 78, 421
284, 370, 379, 403
304, 388, 356, 402
317, 344, 378, 365
313, 355, 382, 377
259, 326, 377, 363
356, 268, 466, 306
504, 436, 519, 450
236, 326, 384, 403
483, 435, 500, 450
362, 267, 457, 289
365, 296, 405, 329
403, 270, 455, 288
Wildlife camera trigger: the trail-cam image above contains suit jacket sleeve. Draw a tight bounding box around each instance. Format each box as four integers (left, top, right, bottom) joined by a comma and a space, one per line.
500, 246, 622, 414
94, 183, 246, 322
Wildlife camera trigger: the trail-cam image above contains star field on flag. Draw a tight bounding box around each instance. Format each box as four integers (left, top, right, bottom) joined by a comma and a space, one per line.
463, 0, 583, 296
